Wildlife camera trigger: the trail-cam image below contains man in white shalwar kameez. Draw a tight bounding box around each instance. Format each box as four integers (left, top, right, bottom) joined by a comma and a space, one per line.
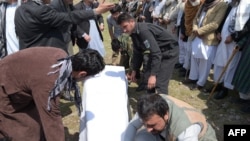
152, 0, 166, 25
212, 0, 241, 99
188, 0, 227, 90
213, 0, 250, 100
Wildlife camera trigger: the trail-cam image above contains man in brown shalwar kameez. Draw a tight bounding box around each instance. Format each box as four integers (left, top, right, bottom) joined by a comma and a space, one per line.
0, 47, 105, 141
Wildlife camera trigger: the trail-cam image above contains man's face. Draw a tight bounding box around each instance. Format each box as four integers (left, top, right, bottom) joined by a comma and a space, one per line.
111, 12, 120, 21
189, 0, 200, 6
119, 20, 135, 35
143, 114, 168, 135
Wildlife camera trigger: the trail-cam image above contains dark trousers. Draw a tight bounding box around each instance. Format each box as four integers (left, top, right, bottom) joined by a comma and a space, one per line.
156, 55, 178, 94
140, 53, 150, 85
145, 49, 178, 94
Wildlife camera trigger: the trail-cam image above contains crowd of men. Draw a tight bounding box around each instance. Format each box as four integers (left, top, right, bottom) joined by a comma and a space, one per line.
0, 0, 250, 140
117, 0, 250, 113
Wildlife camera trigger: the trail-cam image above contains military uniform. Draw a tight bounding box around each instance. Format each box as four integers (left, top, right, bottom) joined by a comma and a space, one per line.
118, 33, 133, 69
130, 22, 179, 94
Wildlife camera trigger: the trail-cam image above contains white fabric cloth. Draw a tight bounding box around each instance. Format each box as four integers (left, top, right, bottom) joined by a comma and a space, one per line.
152, 0, 166, 25
5, 3, 19, 55
213, 7, 237, 67
177, 124, 201, 141
191, 37, 214, 60
191, 12, 213, 60
213, 7, 241, 90
152, 0, 166, 18
189, 46, 216, 86
234, 0, 250, 31
183, 37, 193, 70
176, 2, 185, 27
239, 92, 250, 100
189, 11, 216, 86
79, 65, 129, 141
213, 52, 241, 90
87, 20, 105, 57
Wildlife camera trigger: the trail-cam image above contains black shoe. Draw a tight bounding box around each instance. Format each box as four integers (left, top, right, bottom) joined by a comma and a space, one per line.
179, 71, 186, 77
203, 83, 223, 93
213, 88, 228, 99
182, 79, 197, 84
174, 63, 183, 69
190, 84, 203, 90
179, 67, 186, 73
136, 84, 146, 92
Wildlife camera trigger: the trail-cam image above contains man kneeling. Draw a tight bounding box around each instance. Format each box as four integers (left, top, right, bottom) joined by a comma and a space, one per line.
124, 94, 217, 141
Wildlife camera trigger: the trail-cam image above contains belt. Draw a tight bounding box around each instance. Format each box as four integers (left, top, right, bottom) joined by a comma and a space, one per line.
160, 47, 171, 52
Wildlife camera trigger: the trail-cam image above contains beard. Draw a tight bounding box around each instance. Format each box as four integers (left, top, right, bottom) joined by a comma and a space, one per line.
189, 0, 201, 6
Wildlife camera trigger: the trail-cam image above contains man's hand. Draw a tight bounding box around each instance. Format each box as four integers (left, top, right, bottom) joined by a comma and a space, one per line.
83, 34, 91, 42
99, 23, 104, 31
225, 35, 233, 44
217, 32, 221, 40
147, 75, 156, 89
180, 33, 185, 40
140, 15, 145, 21
94, 1, 114, 15
130, 70, 137, 82
193, 30, 202, 38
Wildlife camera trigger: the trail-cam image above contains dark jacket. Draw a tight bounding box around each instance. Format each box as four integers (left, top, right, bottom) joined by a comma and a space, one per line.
50, 0, 76, 45
0, 47, 67, 141
130, 22, 178, 75
15, 1, 96, 52
180, 13, 188, 42
74, 1, 104, 49
141, 1, 153, 23
0, 1, 7, 58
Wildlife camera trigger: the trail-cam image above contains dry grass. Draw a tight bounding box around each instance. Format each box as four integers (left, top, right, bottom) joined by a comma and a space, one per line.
61, 1, 250, 141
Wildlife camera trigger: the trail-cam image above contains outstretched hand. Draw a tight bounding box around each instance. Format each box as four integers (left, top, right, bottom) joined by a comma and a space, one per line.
94, 0, 115, 15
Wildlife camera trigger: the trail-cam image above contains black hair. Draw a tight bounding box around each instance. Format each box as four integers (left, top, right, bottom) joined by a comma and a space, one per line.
117, 12, 134, 25
71, 48, 105, 76
111, 38, 122, 52
110, 3, 122, 14
137, 94, 169, 121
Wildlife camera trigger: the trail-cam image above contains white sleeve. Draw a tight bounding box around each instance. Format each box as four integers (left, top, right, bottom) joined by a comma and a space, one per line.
124, 113, 144, 141
177, 124, 201, 141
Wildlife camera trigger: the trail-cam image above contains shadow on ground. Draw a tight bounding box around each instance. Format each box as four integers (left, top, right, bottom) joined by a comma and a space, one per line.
64, 127, 79, 141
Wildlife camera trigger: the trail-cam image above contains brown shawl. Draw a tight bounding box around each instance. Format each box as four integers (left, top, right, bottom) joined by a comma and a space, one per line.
184, 0, 204, 36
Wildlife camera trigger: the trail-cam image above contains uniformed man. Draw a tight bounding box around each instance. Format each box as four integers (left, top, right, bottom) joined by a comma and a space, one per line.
117, 13, 179, 94
111, 33, 132, 69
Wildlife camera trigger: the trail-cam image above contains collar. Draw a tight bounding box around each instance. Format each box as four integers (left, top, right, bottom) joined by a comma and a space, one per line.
133, 22, 139, 34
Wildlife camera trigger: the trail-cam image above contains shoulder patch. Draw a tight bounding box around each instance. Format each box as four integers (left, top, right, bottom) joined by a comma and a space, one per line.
143, 40, 150, 49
